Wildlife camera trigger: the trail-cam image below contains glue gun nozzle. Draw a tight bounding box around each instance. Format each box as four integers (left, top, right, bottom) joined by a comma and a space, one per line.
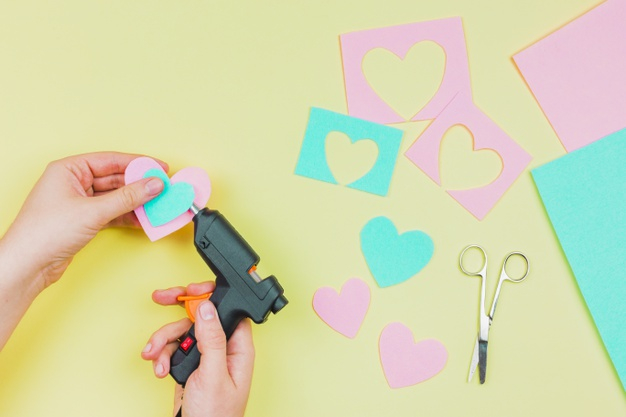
190, 203, 202, 215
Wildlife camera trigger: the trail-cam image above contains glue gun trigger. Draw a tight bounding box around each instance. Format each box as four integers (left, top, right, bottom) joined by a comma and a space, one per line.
177, 293, 212, 323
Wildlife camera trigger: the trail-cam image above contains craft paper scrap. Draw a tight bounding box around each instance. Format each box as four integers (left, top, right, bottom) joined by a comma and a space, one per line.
532, 128, 626, 390
379, 322, 447, 389
312, 278, 371, 338
143, 169, 195, 227
340, 17, 471, 124
295, 107, 403, 196
514, 0, 626, 152
361, 216, 434, 288
405, 93, 532, 220
125, 157, 211, 241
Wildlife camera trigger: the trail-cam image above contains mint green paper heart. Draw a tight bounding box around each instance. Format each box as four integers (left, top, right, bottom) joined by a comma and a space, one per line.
143, 169, 195, 227
360, 216, 434, 288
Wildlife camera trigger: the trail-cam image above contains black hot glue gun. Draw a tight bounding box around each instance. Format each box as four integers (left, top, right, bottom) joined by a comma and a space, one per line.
169, 203, 288, 386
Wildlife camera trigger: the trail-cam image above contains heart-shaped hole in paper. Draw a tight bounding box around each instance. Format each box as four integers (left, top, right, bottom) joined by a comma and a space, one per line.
439, 124, 503, 190
362, 41, 446, 121
325, 131, 379, 185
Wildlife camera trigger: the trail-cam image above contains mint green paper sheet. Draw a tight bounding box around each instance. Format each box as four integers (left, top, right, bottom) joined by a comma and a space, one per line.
532, 128, 626, 390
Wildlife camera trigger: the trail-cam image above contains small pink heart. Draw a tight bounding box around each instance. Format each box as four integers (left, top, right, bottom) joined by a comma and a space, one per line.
379, 322, 447, 388
124, 157, 211, 241
312, 278, 371, 338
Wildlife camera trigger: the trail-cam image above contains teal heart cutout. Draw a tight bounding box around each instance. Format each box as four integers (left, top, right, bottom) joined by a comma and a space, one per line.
143, 169, 195, 227
360, 216, 434, 288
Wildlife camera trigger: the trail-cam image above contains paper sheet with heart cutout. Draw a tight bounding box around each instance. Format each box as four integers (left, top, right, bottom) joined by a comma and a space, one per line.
340, 17, 471, 124
312, 278, 371, 338
295, 107, 403, 196
379, 322, 447, 389
405, 93, 532, 220
514, 0, 626, 152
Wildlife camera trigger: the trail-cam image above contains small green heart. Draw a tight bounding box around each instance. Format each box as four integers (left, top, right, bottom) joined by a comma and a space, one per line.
360, 216, 434, 288
143, 169, 195, 227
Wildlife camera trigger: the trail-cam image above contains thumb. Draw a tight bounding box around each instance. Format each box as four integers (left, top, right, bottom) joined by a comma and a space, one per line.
194, 300, 229, 381
92, 177, 164, 226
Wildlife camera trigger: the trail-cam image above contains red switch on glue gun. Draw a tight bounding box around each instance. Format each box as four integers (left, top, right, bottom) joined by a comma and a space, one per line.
169, 204, 288, 386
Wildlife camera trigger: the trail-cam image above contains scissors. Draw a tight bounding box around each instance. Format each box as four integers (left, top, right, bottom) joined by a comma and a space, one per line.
459, 245, 530, 384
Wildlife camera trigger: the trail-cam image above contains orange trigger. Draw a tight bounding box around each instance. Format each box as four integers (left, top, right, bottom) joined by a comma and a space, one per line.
177, 293, 212, 323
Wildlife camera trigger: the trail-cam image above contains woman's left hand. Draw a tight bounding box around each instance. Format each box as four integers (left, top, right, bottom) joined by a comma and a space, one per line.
2, 151, 167, 288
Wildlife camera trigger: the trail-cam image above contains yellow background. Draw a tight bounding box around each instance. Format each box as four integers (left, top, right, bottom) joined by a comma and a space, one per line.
1, 0, 624, 416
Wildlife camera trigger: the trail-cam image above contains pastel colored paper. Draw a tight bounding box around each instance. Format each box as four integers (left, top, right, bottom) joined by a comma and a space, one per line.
514, 0, 626, 152
324, 131, 379, 186
379, 322, 447, 389
142, 169, 195, 227
405, 93, 532, 220
360, 216, 434, 288
312, 278, 371, 338
294, 107, 403, 196
532, 128, 626, 390
125, 157, 211, 241
340, 17, 471, 124
439, 125, 503, 190
361, 42, 445, 121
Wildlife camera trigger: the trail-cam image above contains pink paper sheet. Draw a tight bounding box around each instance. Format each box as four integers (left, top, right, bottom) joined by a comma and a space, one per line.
405, 93, 532, 220
514, 0, 626, 152
340, 17, 471, 124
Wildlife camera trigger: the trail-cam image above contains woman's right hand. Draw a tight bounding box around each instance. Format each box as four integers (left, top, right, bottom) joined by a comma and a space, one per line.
142, 282, 255, 417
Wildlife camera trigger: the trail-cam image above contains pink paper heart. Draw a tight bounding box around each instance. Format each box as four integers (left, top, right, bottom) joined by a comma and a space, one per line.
124, 157, 211, 241
379, 322, 447, 388
312, 278, 371, 338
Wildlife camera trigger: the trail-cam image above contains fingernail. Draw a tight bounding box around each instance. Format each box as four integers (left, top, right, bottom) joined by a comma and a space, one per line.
199, 301, 215, 320
155, 362, 164, 376
145, 178, 164, 195
142, 343, 152, 353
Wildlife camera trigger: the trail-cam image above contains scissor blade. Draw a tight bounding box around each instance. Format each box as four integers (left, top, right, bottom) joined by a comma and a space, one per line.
468, 336, 480, 382
478, 340, 488, 384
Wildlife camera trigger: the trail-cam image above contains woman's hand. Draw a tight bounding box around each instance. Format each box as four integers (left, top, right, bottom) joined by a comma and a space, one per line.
2, 152, 167, 287
0, 152, 166, 349
142, 282, 255, 417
